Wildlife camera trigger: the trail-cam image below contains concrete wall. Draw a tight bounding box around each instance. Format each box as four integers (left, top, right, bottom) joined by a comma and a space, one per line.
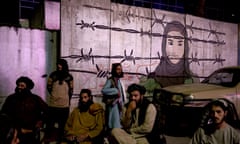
0, 0, 238, 111
0, 27, 57, 107
61, 0, 238, 104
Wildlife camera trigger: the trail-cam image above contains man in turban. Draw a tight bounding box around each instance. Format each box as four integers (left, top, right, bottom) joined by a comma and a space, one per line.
1, 76, 48, 144
63, 89, 104, 144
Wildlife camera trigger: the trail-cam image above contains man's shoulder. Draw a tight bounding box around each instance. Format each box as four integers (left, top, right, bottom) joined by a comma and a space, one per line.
90, 103, 104, 109
226, 123, 240, 133
143, 101, 157, 114
49, 71, 58, 77
148, 103, 155, 106
31, 93, 42, 98
7, 93, 16, 97
66, 73, 73, 80
5, 93, 19, 100
2, 94, 15, 104
148, 103, 157, 111
72, 107, 80, 113
30, 93, 45, 102
89, 103, 104, 115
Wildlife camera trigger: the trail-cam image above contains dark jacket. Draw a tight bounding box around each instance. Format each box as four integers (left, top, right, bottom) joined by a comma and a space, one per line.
1, 90, 48, 130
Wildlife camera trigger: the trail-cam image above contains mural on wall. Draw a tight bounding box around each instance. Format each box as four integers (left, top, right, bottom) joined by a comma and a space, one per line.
61, 0, 238, 98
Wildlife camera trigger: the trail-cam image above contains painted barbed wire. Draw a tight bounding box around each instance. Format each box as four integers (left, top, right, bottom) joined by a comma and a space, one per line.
151, 12, 165, 28
190, 52, 200, 65
186, 21, 225, 36
70, 5, 226, 76
62, 48, 225, 67
213, 54, 224, 65
119, 7, 226, 37
119, 6, 157, 24
68, 63, 147, 79
207, 23, 222, 46
77, 20, 95, 30
64, 49, 225, 79
76, 20, 225, 45
96, 64, 110, 78
188, 53, 225, 66
68, 61, 207, 80
120, 49, 136, 64
82, 4, 225, 36
76, 48, 94, 64
77, 5, 226, 43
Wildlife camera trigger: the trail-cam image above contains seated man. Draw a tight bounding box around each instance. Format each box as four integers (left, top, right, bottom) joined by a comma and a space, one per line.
1, 76, 48, 144
63, 89, 105, 144
111, 83, 157, 144
189, 99, 240, 144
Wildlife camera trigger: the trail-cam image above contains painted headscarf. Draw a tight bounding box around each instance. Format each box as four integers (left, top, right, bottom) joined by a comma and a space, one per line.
154, 21, 192, 87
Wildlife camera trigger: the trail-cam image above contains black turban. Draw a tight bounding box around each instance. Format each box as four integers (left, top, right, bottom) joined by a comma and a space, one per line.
16, 76, 34, 90
127, 83, 146, 95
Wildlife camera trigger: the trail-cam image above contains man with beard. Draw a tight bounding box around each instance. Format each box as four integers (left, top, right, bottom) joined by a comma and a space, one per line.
63, 89, 105, 144
189, 99, 240, 144
110, 84, 157, 144
101, 63, 127, 131
1, 76, 48, 144
44, 58, 73, 143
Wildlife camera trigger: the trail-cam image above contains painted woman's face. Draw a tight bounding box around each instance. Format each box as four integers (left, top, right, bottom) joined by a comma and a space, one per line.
166, 31, 184, 64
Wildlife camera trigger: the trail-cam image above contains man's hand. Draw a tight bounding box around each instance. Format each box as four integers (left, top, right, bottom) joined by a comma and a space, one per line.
35, 120, 43, 128
76, 133, 89, 142
122, 101, 137, 129
65, 135, 75, 141
127, 101, 137, 112
125, 101, 137, 120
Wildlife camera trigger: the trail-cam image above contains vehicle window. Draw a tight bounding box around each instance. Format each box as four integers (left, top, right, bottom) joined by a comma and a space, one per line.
208, 72, 233, 86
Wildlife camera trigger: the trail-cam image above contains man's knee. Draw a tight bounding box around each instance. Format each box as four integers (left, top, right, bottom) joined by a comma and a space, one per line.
111, 128, 122, 136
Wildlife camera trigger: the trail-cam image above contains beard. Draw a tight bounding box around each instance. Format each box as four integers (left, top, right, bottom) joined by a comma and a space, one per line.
56, 70, 68, 84
112, 71, 123, 78
78, 100, 93, 112
15, 87, 31, 95
135, 98, 143, 108
213, 117, 225, 125
116, 72, 123, 78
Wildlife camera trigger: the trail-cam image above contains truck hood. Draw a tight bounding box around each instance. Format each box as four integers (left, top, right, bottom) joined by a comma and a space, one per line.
161, 83, 237, 100
162, 83, 226, 94
159, 83, 239, 108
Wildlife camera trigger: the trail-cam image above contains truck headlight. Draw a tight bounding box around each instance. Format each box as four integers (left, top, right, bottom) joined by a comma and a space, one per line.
185, 94, 194, 100
172, 95, 183, 104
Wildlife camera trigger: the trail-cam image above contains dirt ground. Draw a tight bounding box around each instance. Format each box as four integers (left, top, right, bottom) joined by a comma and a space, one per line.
165, 135, 191, 144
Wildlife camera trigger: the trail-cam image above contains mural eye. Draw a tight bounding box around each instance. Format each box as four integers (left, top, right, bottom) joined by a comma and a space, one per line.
178, 42, 183, 46
168, 41, 173, 45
